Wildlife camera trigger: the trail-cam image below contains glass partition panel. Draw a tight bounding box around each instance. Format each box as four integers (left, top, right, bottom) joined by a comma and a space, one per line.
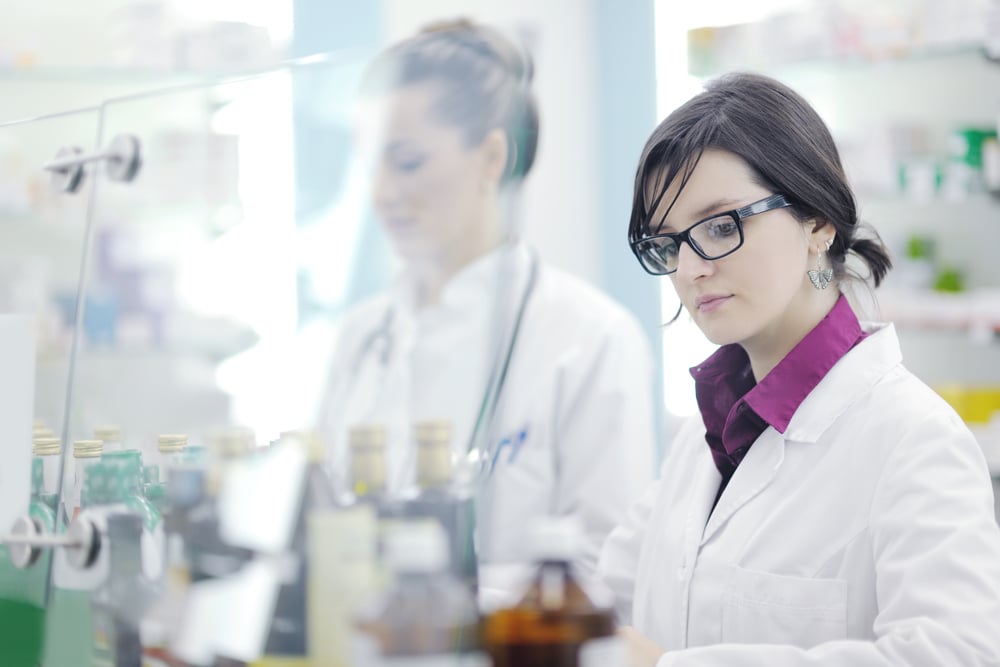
0, 107, 100, 666
59, 51, 527, 665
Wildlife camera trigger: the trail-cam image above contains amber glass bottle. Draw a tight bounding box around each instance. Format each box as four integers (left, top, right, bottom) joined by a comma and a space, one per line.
483, 517, 623, 667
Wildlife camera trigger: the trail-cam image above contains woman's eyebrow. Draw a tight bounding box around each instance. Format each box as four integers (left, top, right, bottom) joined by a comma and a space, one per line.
653, 197, 744, 234
693, 197, 743, 219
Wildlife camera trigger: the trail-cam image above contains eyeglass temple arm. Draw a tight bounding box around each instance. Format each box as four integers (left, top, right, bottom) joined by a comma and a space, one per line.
737, 194, 789, 217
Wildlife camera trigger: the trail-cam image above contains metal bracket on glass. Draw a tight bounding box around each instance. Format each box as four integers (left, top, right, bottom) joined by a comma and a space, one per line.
44, 134, 143, 193
2, 514, 100, 570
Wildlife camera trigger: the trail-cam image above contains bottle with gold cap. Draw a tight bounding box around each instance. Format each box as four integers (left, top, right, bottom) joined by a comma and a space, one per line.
93, 425, 123, 453
350, 423, 410, 521
71, 439, 104, 520
29, 440, 58, 534
306, 504, 378, 667
144, 434, 188, 515
31, 436, 61, 514
349, 423, 388, 503
182, 428, 253, 585
257, 430, 338, 662
407, 420, 478, 593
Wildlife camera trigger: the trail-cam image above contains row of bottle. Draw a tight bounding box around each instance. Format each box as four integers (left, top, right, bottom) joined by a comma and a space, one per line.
19, 421, 623, 667
349, 516, 622, 667
250, 424, 622, 667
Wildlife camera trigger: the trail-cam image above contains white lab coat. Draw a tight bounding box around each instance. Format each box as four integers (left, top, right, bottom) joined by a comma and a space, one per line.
599, 322, 1000, 666
320, 242, 656, 590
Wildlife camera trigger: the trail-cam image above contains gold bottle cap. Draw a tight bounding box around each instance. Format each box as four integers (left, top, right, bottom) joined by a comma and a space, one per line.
414, 419, 451, 446
414, 420, 453, 488
349, 423, 387, 450
73, 439, 104, 458
209, 427, 255, 458
279, 430, 326, 463
32, 437, 61, 457
351, 450, 387, 495
32, 426, 55, 440
158, 434, 188, 453
93, 425, 122, 443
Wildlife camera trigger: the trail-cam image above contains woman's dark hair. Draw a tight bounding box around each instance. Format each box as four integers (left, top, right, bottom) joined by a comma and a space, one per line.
629, 72, 891, 287
361, 19, 538, 182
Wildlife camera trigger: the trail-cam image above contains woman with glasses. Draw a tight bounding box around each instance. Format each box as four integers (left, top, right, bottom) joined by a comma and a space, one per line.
320, 20, 656, 603
599, 72, 1000, 666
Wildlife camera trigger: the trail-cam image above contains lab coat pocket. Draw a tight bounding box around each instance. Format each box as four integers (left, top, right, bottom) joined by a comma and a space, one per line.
722, 566, 847, 648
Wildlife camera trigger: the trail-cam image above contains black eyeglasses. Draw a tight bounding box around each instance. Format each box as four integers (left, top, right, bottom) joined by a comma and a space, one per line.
631, 194, 792, 276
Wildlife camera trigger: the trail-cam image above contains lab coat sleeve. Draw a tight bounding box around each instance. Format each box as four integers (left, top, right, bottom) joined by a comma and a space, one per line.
656, 404, 1000, 667
598, 416, 703, 624
552, 311, 657, 581
597, 475, 661, 625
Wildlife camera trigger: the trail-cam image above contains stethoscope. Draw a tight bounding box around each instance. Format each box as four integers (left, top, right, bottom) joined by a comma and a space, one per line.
347, 249, 540, 471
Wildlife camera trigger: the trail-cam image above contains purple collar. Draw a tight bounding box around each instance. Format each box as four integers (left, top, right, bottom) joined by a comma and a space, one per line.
691, 294, 866, 461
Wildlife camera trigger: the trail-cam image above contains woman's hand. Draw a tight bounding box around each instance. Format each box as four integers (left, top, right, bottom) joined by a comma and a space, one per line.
619, 625, 666, 667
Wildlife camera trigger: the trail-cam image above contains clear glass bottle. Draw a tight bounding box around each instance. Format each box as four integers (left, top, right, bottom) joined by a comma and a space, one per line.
353, 520, 487, 666
308, 505, 378, 667
28, 459, 56, 534
144, 434, 188, 516
183, 431, 253, 585
260, 431, 338, 659
483, 517, 623, 667
156, 433, 188, 471
407, 420, 477, 593
31, 436, 61, 515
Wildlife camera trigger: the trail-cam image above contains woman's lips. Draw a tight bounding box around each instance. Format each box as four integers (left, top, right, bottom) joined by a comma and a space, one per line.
696, 295, 732, 313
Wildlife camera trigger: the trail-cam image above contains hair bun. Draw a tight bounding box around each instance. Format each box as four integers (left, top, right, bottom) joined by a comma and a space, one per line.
418, 17, 533, 83
419, 18, 477, 34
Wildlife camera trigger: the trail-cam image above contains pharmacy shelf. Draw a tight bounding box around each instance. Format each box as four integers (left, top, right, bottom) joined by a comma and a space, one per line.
880, 288, 1000, 337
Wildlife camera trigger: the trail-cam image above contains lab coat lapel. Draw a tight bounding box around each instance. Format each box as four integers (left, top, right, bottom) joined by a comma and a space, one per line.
701, 429, 785, 545
686, 447, 721, 560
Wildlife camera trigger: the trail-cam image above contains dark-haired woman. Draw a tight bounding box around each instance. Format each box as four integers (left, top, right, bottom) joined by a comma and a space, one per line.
321, 20, 656, 604
599, 72, 1000, 665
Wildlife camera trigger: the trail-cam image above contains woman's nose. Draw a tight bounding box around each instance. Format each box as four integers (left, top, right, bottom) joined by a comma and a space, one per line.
673, 241, 713, 281
372, 165, 399, 206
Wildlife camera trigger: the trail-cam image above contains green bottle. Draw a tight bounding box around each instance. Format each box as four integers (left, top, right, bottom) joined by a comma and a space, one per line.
102, 450, 161, 534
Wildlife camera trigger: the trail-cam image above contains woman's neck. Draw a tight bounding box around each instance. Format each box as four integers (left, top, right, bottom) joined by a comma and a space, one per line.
742, 287, 842, 382
412, 216, 505, 308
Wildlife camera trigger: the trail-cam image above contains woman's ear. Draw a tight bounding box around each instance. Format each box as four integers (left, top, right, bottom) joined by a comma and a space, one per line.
806, 218, 836, 253
479, 128, 510, 187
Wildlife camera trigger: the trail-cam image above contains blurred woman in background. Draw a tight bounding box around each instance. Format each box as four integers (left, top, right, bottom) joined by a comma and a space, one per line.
322, 19, 657, 603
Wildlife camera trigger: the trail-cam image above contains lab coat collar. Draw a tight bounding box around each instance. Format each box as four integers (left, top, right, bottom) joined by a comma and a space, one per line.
389, 241, 531, 318
782, 321, 902, 444
697, 322, 900, 545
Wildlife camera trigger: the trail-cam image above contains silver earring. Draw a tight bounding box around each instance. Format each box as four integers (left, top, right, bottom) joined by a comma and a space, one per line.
808, 249, 834, 290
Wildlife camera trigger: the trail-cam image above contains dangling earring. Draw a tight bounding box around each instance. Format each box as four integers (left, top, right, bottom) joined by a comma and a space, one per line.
807, 240, 834, 290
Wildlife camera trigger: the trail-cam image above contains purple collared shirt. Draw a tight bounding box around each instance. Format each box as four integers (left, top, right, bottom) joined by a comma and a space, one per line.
691, 295, 866, 498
